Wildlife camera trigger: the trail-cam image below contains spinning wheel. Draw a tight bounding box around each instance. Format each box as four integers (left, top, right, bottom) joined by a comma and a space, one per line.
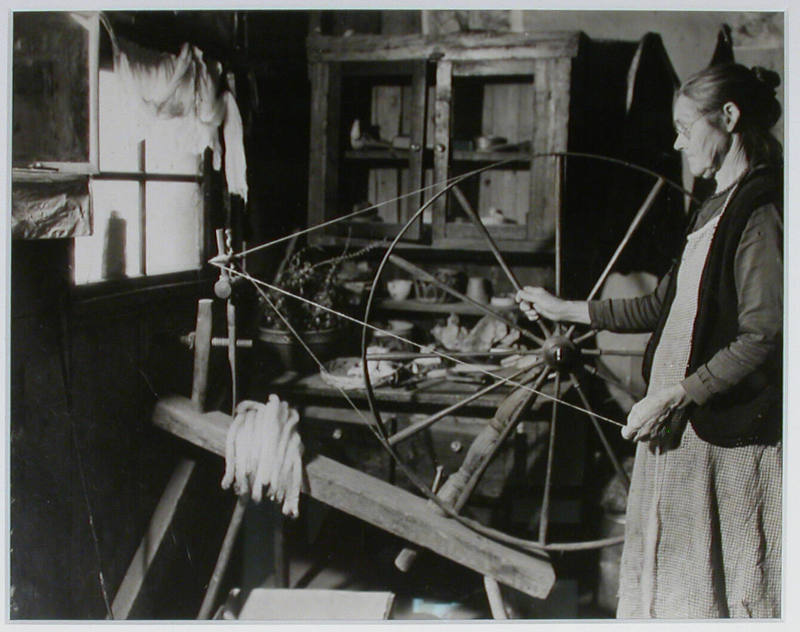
353, 152, 692, 555
217, 151, 692, 559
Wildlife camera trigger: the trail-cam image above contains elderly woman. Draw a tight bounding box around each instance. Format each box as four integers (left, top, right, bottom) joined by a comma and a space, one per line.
516, 63, 783, 618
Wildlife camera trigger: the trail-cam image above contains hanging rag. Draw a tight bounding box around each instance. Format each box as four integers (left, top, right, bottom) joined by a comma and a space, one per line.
111, 35, 248, 202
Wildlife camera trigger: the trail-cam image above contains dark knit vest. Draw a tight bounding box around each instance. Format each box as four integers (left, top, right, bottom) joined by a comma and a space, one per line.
642, 166, 783, 447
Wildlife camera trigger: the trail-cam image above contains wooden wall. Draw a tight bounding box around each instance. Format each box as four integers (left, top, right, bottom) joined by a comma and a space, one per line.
9, 239, 211, 617
8, 10, 311, 619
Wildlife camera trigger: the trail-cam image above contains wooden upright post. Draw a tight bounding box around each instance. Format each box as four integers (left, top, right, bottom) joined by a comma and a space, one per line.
191, 299, 214, 410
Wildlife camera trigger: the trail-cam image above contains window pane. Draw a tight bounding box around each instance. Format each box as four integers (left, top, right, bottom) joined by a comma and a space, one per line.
74, 181, 141, 283
99, 69, 202, 174
98, 69, 138, 172
145, 182, 202, 275
79, 66, 204, 285
145, 120, 203, 174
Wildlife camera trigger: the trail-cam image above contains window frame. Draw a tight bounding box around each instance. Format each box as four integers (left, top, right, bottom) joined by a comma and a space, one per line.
11, 11, 100, 175
71, 147, 217, 304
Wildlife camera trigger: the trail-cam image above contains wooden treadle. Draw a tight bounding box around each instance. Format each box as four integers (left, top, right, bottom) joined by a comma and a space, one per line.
153, 395, 555, 599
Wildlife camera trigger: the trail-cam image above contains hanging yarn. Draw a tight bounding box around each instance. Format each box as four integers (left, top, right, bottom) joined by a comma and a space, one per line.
221, 396, 303, 517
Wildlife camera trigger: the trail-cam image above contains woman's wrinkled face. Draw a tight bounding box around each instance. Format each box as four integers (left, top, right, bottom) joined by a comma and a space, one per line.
673, 95, 731, 179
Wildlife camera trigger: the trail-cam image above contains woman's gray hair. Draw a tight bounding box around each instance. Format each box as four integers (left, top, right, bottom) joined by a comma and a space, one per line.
677, 63, 782, 166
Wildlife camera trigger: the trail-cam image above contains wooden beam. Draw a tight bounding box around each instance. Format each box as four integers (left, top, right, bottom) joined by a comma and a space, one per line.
153, 395, 555, 599
307, 32, 581, 63
110, 458, 196, 619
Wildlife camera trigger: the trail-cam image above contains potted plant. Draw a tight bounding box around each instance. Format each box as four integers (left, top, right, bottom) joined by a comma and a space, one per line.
257, 247, 352, 371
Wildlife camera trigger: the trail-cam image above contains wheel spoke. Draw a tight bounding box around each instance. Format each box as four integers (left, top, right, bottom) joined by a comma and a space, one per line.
449, 183, 552, 339
565, 176, 665, 339
570, 373, 629, 488
450, 183, 521, 293
389, 253, 545, 345
587, 177, 666, 302
539, 372, 562, 545
580, 348, 645, 357
582, 363, 641, 399
573, 329, 598, 345
387, 364, 539, 446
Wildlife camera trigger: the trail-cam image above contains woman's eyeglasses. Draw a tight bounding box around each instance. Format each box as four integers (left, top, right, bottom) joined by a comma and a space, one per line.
673, 112, 709, 141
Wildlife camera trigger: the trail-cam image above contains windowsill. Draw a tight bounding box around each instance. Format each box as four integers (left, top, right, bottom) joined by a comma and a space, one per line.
71, 269, 215, 316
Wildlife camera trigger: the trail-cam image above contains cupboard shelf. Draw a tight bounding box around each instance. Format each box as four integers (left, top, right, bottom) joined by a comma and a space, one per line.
375, 298, 515, 316
451, 150, 530, 163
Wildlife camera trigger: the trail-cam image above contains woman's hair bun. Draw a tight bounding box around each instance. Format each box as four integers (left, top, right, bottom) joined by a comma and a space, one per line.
750, 66, 781, 129
752, 66, 781, 90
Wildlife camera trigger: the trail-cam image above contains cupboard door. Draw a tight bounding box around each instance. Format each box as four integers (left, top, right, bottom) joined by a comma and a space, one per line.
308, 60, 432, 246
432, 58, 570, 253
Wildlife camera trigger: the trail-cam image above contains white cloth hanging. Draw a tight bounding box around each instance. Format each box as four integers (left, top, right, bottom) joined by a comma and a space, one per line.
112, 35, 248, 203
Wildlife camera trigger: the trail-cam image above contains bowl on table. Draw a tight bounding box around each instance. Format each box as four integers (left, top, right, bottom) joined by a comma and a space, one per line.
386, 279, 413, 301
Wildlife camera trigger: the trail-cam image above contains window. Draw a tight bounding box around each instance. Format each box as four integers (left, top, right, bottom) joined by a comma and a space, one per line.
73, 68, 206, 285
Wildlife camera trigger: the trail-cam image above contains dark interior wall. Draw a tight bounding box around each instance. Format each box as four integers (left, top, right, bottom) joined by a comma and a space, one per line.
8, 237, 236, 618
9, 10, 311, 619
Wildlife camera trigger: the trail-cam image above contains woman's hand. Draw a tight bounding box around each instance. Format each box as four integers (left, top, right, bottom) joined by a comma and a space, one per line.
622, 384, 691, 442
514, 286, 590, 324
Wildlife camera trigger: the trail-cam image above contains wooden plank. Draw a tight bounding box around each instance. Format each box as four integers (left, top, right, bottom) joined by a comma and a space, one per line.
478, 82, 495, 216
371, 85, 402, 222
532, 57, 571, 242
444, 222, 526, 241
431, 61, 452, 244
110, 458, 196, 619
276, 374, 513, 409
341, 60, 418, 76
153, 396, 555, 599
308, 233, 554, 254
425, 85, 436, 150
434, 234, 554, 254
307, 62, 330, 236
451, 150, 529, 162
516, 81, 534, 226
303, 405, 509, 430
239, 588, 395, 620
405, 60, 427, 229
422, 167, 434, 224
453, 59, 536, 77
307, 62, 342, 246
307, 32, 581, 63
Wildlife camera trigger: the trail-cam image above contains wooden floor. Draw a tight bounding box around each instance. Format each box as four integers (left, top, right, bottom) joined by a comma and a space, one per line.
220, 497, 615, 621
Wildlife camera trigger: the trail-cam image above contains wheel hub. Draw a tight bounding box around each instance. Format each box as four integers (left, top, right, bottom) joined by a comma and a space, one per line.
542, 335, 579, 371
